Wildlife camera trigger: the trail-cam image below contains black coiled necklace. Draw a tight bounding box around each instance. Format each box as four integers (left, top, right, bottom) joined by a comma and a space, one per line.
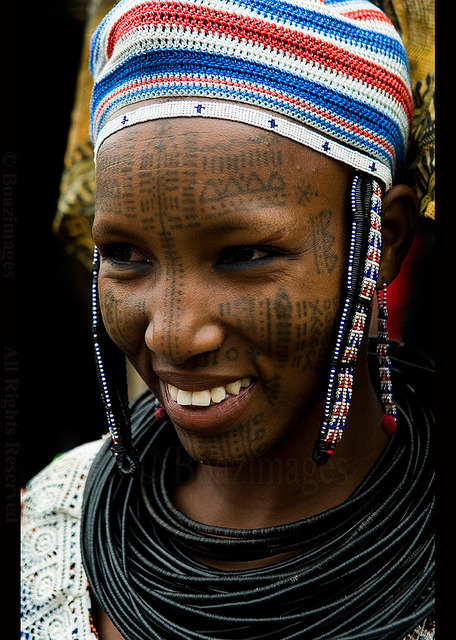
81, 347, 434, 640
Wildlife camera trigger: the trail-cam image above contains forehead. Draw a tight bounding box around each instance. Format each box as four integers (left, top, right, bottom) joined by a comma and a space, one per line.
96, 115, 350, 180
94, 116, 352, 234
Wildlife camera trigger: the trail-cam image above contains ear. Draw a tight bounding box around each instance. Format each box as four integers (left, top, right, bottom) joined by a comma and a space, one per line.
377, 184, 418, 287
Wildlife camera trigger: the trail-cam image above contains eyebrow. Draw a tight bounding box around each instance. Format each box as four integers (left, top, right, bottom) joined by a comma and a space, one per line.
91, 219, 143, 244
207, 221, 291, 244
93, 218, 290, 243
93, 201, 297, 245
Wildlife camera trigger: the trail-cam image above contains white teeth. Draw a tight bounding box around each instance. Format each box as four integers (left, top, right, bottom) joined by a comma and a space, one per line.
168, 377, 252, 406
176, 389, 192, 405
210, 386, 226, 403
225, 380, 242, 395
168, 384, 178, 401
191, 390, 211, 406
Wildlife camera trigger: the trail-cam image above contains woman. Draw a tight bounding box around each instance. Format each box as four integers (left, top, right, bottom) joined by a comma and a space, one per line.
21, 1, 434, 639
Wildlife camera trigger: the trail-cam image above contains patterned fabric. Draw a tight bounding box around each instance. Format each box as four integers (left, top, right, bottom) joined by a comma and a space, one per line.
403, 617, 436, 640
21, 440, 103, 640
371, 0, 434, 219
21, 437, 434, 639
53, 0, 116, 272
89, 0, 413, 188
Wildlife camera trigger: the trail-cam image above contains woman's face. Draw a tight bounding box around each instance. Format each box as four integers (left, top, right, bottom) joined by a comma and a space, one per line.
93, 115, 352, 466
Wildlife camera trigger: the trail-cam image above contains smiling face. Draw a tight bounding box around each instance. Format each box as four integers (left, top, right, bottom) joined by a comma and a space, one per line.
93, 113, 352, 467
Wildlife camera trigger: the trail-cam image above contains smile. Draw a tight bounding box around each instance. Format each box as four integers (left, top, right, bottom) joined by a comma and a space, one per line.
167, 377, 252, 407
160, 376, 257, 434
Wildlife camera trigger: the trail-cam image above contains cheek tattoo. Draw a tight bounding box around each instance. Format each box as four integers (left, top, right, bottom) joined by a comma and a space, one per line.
217, 290, 339, 372
274, 289, 293, 365
101, 288, 146, 355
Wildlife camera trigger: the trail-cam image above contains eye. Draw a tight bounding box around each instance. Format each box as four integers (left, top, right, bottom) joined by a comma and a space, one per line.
215, 246, 277, 270
100, 243, 152, 266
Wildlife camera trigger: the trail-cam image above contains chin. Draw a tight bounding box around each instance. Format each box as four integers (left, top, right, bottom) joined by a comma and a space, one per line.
174, 425, 268, 468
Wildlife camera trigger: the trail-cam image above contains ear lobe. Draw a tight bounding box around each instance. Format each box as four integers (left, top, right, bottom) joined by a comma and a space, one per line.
377, 184, 418, 287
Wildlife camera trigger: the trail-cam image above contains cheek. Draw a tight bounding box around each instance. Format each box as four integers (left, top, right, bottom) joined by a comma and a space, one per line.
214, 289, 341, 421
270, 292, 341, 424
99, 284, 147, 357
218, 288, 341, 371
282, 293, 341, 372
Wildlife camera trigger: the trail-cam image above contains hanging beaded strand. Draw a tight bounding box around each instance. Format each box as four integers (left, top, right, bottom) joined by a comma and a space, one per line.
313, 175, 383, 465
91, 246, 139, 474
92, 246, 118, 441
377, 280, 398, 435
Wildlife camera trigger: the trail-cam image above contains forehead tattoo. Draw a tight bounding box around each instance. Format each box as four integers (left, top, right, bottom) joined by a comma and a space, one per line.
99, 126, 293, 231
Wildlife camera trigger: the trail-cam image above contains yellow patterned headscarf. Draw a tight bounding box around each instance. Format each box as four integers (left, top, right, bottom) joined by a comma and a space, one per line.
52, 0, 435, 271
52, 0, 116, 271
371, 0, 435, 221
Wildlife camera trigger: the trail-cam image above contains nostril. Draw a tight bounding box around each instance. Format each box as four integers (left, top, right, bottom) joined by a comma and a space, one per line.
144, 323, 154, 352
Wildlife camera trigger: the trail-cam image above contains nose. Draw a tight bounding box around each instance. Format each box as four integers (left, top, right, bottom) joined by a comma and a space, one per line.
144, 286, 225, 365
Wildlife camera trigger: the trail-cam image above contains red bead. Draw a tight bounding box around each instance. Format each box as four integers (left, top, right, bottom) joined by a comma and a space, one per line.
381, 414, 397, 435
326, 449, 335, 456
155, 407, 166, 422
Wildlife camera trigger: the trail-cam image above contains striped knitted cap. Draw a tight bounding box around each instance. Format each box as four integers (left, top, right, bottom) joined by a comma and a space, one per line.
90, 0, 413, 188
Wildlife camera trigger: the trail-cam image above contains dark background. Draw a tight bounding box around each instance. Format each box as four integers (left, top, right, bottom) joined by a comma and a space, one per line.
15, 0, 106, 488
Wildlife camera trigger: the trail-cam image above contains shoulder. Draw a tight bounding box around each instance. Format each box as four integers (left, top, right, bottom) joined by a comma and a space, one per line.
21, 439, 105, 640
22, 438, 104, 519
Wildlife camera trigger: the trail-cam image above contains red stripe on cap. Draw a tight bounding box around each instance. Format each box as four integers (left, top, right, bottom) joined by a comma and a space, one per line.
105, 1, 413, 126
341, 9, 393, 23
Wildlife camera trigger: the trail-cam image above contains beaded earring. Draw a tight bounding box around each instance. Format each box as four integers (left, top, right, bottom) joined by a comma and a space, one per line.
92, 246, 139, 474
376, 280, 398, 435
312, 173, 383, 465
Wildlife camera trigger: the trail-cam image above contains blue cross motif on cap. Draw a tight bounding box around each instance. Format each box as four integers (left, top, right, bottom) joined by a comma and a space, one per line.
195, 104, 205, 114
369, 162, 377, 172
121, 115, 128, 124
268, 118, 277, 129
322, 141, 330, 152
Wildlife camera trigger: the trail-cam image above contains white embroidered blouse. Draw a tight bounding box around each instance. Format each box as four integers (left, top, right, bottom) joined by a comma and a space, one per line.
21, 440, 103, 640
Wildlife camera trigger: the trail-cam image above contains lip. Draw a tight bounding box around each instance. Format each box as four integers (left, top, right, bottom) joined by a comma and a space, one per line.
159, 378, 256, 434
157, 372, 249, 392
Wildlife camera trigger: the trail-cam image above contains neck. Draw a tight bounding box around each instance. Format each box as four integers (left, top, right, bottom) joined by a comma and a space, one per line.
173, 341, 387, 531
